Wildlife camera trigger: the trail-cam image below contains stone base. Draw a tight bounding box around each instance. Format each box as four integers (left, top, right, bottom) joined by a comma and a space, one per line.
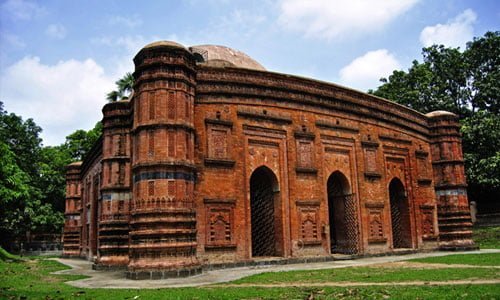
92, 263, 127, 271
126, 266, 203, 280
127, 248, 442, 280
439, 244, 479, 251
78, 247, 450, 280
61, 253, 81, 258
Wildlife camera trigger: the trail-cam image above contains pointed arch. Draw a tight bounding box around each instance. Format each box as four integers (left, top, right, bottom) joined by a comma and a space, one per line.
389, 177, 412, 248
327, 171, 359, 254
250, 166, 283, 257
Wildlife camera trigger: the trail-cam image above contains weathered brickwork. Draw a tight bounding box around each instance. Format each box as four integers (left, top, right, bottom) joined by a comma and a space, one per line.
62, 41, 476, 278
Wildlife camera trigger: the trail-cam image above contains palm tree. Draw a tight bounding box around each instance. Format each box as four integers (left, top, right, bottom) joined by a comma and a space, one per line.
106, 90, 121, 102
117, 72, 134, 96
106, 72, 134, 102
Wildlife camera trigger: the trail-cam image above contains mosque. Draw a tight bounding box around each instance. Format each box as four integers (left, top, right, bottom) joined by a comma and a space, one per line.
62, 41, 476, 279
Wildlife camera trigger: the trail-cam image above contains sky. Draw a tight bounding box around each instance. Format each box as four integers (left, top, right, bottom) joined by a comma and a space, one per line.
1, 0, 498, 146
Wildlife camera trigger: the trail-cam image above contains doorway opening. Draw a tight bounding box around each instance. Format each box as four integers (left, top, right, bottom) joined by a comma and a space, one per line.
250, 166, 283, 257
389, 178, 412, 248
327, 171, 359, 254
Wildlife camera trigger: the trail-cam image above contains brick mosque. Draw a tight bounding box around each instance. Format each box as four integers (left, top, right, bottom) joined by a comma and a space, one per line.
62, 41, 476, 279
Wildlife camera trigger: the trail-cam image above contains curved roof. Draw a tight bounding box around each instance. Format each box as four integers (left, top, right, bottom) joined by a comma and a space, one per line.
425, 110, 457, 118
143, 41, 185, 50
189, 44, 266, 71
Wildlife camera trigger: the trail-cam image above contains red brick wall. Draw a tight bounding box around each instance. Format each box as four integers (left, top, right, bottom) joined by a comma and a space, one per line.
63, 42, 475, 272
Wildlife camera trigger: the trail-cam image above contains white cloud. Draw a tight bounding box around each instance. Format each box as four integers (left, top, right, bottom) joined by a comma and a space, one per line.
420, 9, 476, 48
0, 0, 46, 20
278, 0, 419, 39
45, 24, 67, 39
91, 35, 158, 54
206, 9, 268, 40
1, 31, 26, 48
91, 35, 162, 78
339, 49, 401, 91
0, 57, 114, 146
108, 15, 143, 28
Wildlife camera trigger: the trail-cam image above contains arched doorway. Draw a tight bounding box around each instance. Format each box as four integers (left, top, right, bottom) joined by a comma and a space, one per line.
327, 171, 359, 254
389, 178, 412, 248
250, 166, 282, 257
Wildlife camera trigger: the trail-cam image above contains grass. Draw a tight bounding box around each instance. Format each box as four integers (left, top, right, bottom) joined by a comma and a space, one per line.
0, 258, 308, 299
474, 226, 500, 249
232, 266, 500, 284
0, 246, 24, 262
0, 259, 500, 300
410, 253, 500, 266
309, 285, 500, 300
1, 257, 499, 299
1, 226, 500, 300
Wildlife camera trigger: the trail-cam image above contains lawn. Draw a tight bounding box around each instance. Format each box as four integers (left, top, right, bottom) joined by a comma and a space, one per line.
232, 266, 499, 284
473, 226, 500, 249
1, 226, 499, 300
1, 257, 499, 300
410, 252, 500, 266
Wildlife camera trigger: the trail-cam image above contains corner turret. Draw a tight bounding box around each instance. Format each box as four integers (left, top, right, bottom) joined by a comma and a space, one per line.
427, 111, 477, 250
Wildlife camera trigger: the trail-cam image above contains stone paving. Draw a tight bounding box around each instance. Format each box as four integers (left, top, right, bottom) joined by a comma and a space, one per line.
53, 249, 500, 289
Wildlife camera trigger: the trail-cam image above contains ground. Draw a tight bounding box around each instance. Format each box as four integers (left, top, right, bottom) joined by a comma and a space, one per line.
1, 226, 499, 299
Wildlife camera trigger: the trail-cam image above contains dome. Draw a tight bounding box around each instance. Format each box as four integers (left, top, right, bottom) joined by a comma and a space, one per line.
189, 44, 266, 71
142, 41, 185, 50
425, 110, 457, 118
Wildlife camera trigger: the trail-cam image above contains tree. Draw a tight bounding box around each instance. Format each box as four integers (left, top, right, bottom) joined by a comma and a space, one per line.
370, 45, 469, 117
465, 31, 500, 114
0, 140, 31, 244
0, 102, 64, 248
0, 104, 42, 179
37, 146, 72, 212
461, 110, 500, 211
370, 31, 500, 212
106, 72, 134, 102
61, 121, 102, 161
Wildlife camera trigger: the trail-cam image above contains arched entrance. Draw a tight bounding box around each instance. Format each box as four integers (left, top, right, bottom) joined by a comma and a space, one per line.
250, 166, 282, 257
327, 171, 359, 254
389, 178, 412, 248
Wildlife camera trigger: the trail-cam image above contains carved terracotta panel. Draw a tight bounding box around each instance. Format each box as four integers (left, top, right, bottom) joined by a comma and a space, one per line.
297, 140, 313, 168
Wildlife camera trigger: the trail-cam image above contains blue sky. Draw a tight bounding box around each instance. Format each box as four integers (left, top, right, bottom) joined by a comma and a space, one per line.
1, 0, 498, 145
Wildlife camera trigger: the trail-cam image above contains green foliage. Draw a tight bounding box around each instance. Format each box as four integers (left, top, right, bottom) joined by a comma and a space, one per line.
0, 103, 42, 180
37, 146, 73, 212
0, 100, 103, 248
461, 111, 500, 191
0, 98, 104, 249
465, 31, 500, 114
370, 31, 500, 207
61, 121, 102, 161
0, 246, 23, 262
371, 31, 499, 118
1, 103, 42, 244
106, 72, 134, 102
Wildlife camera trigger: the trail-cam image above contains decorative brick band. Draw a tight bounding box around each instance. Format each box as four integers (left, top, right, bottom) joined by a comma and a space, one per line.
379, 134, 412, 145
315, 120, 359, 133
133, 171, 196, 183
237, 109, 292, 124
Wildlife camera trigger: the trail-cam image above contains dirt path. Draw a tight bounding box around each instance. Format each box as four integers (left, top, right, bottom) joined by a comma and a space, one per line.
213, 279, 500, 288
53, 249, 500, 289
